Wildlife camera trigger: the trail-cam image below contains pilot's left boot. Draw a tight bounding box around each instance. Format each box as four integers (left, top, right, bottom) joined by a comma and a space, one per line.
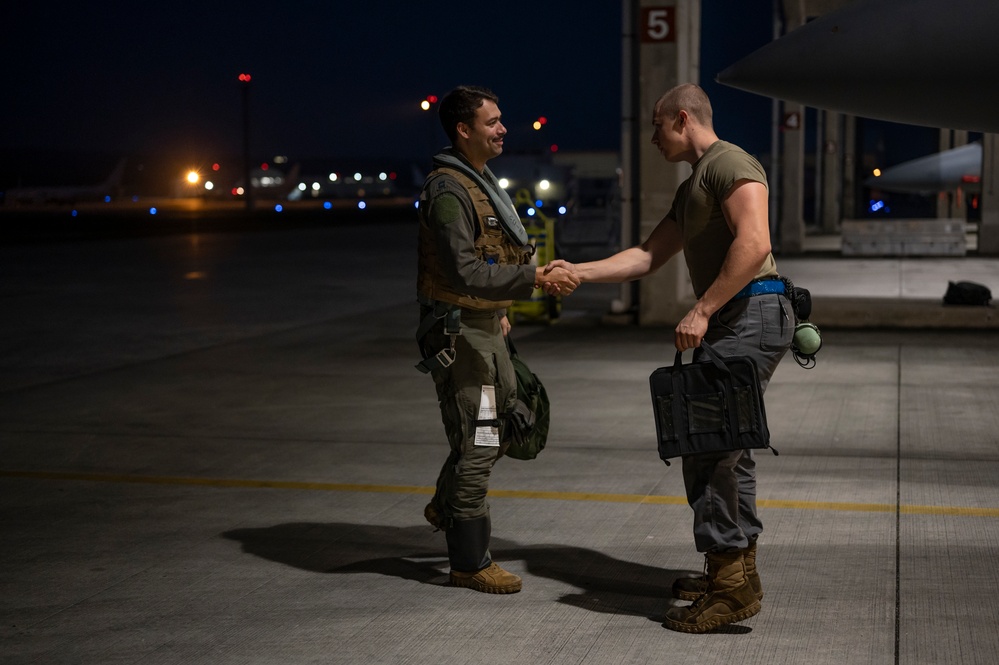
445, 515, 521, 594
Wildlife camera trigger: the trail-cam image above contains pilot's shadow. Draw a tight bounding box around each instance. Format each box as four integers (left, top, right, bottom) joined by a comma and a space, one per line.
222, 522, 695, 619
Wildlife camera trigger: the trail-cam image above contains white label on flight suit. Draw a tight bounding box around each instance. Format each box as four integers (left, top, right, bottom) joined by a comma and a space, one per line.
474, 385, 501, 447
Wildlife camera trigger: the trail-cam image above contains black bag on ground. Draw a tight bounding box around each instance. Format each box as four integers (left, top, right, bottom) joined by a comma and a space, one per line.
943, 281, 992, 306
649, 342, 775, 466
504, 338, 550, 460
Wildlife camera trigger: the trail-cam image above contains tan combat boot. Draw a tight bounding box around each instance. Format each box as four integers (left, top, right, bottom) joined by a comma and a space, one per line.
672, 541, 763, 601
450, 563, 522, 594
663, 550, 761, 633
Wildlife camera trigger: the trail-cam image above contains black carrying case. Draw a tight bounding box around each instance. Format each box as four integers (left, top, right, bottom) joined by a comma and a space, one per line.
649, 342, 776, 465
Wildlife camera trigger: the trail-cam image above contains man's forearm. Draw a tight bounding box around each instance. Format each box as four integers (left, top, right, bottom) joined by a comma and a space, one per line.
575, 246, 655, 284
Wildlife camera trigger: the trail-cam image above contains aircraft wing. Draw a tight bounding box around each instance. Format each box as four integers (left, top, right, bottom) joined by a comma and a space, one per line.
716, 0, 999, 133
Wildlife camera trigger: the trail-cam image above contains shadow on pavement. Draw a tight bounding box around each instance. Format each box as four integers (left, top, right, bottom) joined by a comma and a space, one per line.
223, 522, 696, 620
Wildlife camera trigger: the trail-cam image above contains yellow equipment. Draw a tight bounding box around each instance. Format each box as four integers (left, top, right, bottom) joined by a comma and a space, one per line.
508, 189, 561, 324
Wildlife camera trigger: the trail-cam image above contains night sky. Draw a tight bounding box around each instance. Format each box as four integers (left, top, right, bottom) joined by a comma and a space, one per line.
4, 2, 778, 167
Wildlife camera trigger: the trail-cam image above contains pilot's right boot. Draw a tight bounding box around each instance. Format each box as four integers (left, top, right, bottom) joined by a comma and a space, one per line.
445, 515, 521, 594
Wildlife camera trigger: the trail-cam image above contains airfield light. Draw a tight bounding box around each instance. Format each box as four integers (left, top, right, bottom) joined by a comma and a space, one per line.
379, 172, 388, 181
550, 144, 558, 153
533, 121, 542, 130
421, 100, 432, 111
353, 172, 362, 181
535, 200, 543, 207
538, 116, 547, 125
212, 163, 220, 171
275, 204, 283, 212
323, 201, 332, 210
358, 201, 367, 210
538, 179, 550, 191
498, 178, 510, 189
526, 208, 536, 217
238, 73, 252, 82
312, 182, 321, 191
298, 183, 307, 191
873, 168, 882, 177
186, 171, 199, 184
389, 172, 397, 180
558, 206, 567, 215
329, 172, 339, 182
260, 163, 269, 170
204, 181, 214, 191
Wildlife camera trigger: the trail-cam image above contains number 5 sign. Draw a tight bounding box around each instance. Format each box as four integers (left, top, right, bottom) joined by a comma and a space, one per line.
641, 7, 676, 43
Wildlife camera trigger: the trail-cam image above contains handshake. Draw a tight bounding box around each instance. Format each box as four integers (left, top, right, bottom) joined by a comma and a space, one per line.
534, 259, 578, 296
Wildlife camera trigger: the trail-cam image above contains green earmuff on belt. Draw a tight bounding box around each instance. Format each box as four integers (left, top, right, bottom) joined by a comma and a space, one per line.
781, 276, 822, 369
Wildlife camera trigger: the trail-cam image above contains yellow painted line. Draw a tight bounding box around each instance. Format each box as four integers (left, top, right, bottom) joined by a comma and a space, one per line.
2, 469, 998, 518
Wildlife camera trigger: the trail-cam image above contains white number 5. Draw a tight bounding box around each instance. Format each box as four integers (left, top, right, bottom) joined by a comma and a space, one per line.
647, 9, 671, 40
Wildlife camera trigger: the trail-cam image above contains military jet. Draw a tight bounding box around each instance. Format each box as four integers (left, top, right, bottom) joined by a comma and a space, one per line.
716, 0, 999, 133
865, 142, 981, 195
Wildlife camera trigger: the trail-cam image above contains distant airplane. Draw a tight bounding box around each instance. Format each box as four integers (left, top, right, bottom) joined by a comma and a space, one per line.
865, 142, 982, 195
716, 0, 999, 133
3, 158, 127, 205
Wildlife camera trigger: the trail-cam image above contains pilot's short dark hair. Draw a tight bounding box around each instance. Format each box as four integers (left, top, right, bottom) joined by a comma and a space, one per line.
439, 86, 499, 143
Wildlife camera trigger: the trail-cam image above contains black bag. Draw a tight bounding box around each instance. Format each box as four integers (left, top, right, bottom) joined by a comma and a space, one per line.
503, 338, 550, 460
943, 281, 992, 306
649, 342, 775, 466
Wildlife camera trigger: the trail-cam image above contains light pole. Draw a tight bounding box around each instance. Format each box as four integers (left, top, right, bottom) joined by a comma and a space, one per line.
422, 94, 439, 162
239, 73, 254, 211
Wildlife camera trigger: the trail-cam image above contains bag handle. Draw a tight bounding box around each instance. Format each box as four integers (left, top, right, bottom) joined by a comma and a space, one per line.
673, 341, 731, 374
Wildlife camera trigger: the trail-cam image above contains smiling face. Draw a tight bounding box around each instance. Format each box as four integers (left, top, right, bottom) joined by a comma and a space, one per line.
457, 99, 506, 170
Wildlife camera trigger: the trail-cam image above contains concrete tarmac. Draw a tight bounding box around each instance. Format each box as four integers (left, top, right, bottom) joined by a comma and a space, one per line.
2, 220, 998, 664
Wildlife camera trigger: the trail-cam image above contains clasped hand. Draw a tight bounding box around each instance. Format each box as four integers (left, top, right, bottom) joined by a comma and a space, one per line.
537, 259, 579, 295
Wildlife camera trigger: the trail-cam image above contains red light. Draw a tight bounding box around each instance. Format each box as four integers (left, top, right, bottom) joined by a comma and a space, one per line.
238, 73, 252, 82
538, 116, 548, 125
260, 163, 269, 170
212, 163, 220, 171
961, 175, 981, 184
389, 172, 397, 180
550, 144, 559, 153
427, 95, 438, 103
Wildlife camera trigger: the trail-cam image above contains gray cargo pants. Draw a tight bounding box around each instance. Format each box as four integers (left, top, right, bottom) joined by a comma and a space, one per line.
683, 293, 793, 552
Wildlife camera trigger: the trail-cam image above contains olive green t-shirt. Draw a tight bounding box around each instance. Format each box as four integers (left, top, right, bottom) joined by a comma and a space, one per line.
666, 140, 778, 298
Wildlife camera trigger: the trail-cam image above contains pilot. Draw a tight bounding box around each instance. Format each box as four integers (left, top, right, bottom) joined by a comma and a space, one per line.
415, 85, 578, 593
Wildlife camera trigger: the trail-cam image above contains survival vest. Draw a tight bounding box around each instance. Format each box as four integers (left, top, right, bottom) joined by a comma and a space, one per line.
417, 166, 531, 311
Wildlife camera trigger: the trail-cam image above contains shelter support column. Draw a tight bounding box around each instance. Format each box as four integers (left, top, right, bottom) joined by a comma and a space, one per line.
979, 133, 999, 256
624, 0, 701, 326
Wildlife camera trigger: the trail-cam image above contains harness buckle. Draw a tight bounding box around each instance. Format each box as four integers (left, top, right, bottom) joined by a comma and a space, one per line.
434, 346, 457, 369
